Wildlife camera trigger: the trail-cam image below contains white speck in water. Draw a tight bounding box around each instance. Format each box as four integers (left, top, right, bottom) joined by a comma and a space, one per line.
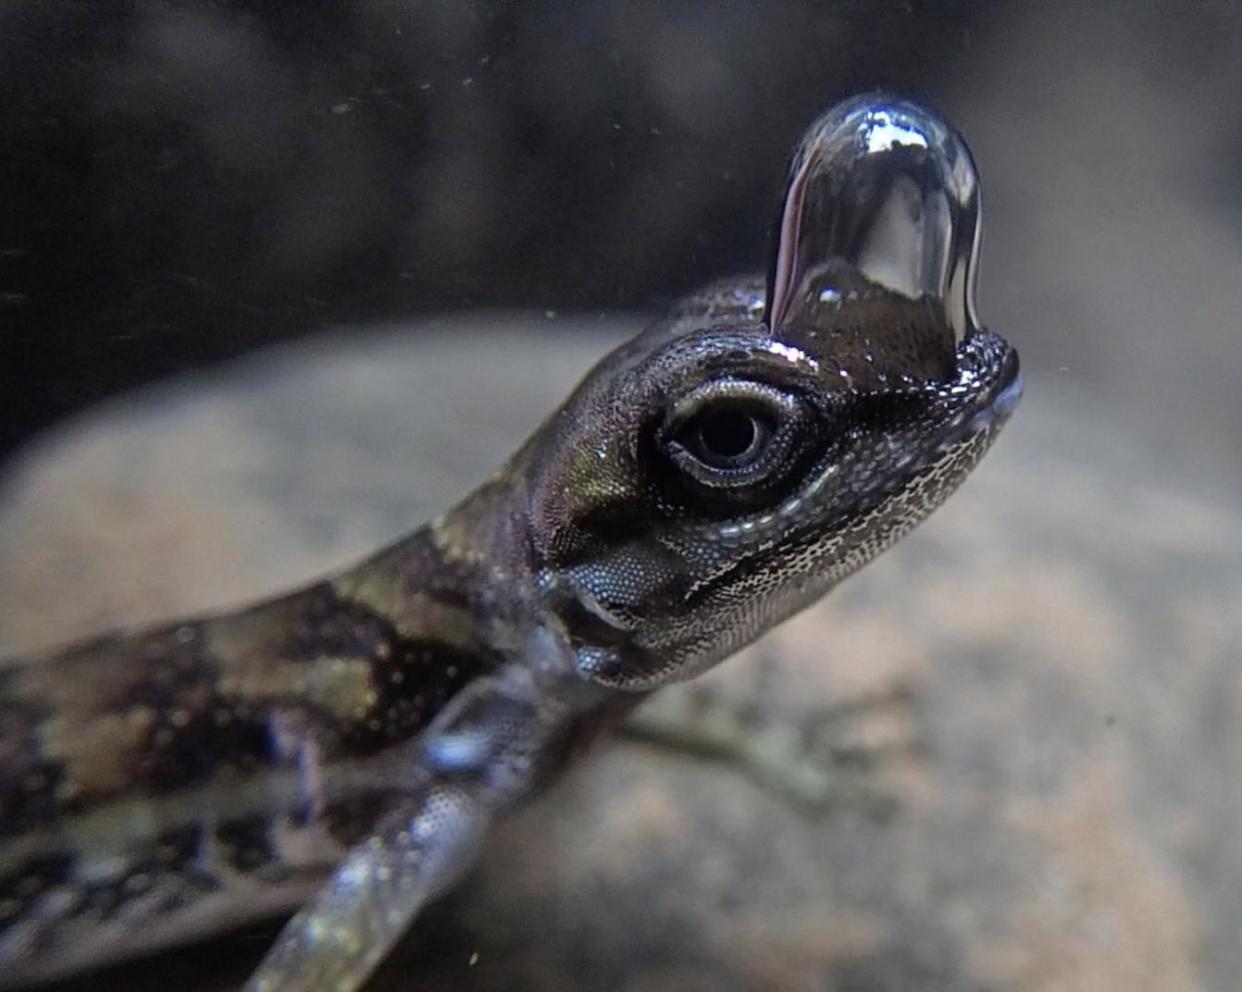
331, 102, 352, 115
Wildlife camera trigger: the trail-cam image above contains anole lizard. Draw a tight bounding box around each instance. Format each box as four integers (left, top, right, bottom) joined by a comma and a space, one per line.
0, 95, 1021, 991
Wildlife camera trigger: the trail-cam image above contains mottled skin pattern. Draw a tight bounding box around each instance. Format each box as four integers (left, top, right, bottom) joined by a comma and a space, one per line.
0, 97, 1020, 991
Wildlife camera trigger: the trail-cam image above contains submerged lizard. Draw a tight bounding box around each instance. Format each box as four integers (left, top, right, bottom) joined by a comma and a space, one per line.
0, 95, 1021, 991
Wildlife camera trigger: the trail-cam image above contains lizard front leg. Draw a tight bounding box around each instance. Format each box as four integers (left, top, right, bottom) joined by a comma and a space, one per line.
245, 665, 577, 992
245, 784, 489, 992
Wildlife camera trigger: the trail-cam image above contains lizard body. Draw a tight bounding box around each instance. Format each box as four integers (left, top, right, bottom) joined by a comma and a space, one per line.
0, 96, 1020, 990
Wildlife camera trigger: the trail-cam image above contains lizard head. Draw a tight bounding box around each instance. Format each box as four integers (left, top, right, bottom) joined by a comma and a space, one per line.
523, 96, 1022, 690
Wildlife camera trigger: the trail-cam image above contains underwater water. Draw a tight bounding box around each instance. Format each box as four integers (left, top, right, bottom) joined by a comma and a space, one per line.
2, 4, 1241, 990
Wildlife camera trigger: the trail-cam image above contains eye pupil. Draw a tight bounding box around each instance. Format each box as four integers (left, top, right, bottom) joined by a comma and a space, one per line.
698, 406, 758, 460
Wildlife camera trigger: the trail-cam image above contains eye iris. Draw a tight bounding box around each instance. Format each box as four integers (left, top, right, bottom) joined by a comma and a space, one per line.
697, 406, 759, 462
661, 379, 811, 500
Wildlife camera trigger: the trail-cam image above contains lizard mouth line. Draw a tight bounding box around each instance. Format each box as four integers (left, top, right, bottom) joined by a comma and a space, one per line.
941, 338, 1022, 446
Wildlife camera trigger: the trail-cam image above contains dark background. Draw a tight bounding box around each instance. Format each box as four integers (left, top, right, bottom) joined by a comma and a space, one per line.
5, 1, 1242, 467
2, 1, 977, 457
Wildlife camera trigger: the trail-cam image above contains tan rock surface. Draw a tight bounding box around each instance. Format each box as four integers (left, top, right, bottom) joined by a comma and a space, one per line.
2, 313, 1238, 992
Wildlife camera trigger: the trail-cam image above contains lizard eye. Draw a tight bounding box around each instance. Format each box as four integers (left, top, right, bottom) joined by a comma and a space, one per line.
662, 379, 812, 496
688, 404, 770, 468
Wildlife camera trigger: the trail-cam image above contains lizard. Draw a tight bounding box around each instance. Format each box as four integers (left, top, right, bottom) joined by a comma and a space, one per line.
0, 94, 1021, 991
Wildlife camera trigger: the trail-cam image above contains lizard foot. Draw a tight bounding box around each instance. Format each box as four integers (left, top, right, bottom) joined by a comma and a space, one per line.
619, 669, 921, 820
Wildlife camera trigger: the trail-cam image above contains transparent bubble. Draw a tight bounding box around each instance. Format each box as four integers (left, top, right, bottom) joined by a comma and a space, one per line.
766, 95, 982, 343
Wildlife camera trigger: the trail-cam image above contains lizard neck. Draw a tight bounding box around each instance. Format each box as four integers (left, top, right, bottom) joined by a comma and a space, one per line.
331, 476, 630, 801
334, 476, 541, 667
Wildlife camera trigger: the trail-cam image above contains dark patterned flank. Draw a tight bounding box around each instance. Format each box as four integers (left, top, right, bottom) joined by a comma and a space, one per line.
0, 671, 63, 839
0, 781, 419, 963
0, 537, 500, 836
0, 851, 74, 955
0, 530, 502, 972
0, 824, 201, 938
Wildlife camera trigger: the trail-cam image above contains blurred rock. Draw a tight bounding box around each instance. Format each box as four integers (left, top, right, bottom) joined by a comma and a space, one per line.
2, 313, 1239, 992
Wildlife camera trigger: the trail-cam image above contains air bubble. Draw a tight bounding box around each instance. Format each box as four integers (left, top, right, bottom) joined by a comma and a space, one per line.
767, 95, 982, 344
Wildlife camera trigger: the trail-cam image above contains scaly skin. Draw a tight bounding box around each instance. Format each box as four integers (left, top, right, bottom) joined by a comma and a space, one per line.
0, 96, 1020, 990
